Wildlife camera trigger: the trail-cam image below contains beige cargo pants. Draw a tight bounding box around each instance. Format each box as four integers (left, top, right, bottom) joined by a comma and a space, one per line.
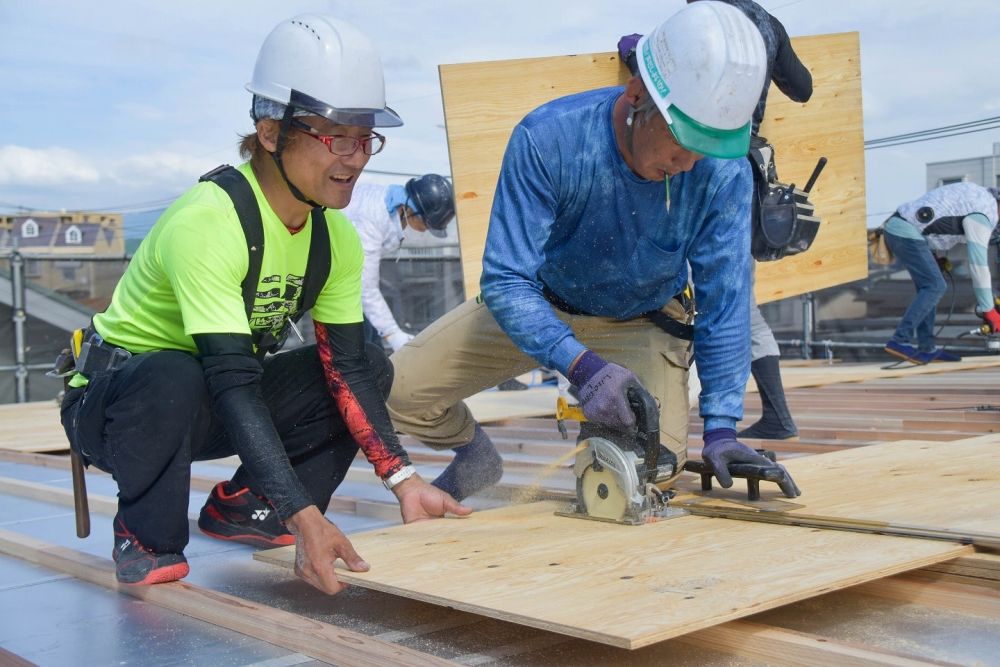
387, 296, 693, 467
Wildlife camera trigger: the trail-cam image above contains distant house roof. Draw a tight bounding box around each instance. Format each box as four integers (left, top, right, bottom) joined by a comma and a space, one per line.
14, 217, 57, 247
6, 215, 110, 250
53, 223, 102, 247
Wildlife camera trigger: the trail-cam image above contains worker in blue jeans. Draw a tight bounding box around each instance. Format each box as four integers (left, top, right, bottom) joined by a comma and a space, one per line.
884, 183, 1000, 364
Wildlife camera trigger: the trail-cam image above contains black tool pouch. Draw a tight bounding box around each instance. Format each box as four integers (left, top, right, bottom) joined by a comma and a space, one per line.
748, 138, 823, 262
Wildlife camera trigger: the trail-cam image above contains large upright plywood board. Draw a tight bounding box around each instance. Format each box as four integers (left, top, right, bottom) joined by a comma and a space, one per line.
256, 502, 967, 649
440, 33, 865, 304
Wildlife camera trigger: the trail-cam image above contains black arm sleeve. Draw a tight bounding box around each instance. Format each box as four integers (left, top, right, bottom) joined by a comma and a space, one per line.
314, 321, 411, 479
770, 16, 813, 103
193, 333, 313, 520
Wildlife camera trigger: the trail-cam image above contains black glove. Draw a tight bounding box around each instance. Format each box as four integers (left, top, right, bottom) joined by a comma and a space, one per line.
702, 429, 801, 498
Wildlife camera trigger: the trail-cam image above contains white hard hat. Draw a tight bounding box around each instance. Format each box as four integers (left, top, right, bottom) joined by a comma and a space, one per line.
247, 14, 402, 128
636, 1, 766, 158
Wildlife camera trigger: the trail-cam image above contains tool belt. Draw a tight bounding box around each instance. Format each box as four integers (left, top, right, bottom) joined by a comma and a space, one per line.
541, 282, 694, 341
747, 137, 822, 262
49, 325, 132, 379
867, 222, 894, 266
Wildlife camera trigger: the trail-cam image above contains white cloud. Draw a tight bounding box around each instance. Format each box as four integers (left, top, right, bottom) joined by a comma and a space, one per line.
0, 146, 101, 185
108, 151, 213, 188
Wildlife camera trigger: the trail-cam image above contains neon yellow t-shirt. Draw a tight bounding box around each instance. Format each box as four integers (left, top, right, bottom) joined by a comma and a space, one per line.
94, 162, 363, 353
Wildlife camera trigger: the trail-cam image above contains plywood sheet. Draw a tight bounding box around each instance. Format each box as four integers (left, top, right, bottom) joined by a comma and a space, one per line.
255, 501, 967, 649
0, 401, 68, 453
466, 385, 557, 423
440, 32, 865, 305
674, 437, 1000, 544
0, 385, 559, 454
762, 355, 1000, 392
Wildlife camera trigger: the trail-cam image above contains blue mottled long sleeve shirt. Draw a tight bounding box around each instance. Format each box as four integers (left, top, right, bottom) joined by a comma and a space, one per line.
480, 87, 752, 431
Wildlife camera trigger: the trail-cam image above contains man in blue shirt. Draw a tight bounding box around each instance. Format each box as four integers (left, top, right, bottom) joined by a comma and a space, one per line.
388, 1, 801, 500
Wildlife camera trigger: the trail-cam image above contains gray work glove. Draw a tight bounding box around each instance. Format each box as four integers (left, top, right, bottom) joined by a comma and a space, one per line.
702, 429, 801, 498
569, 351, 650, 434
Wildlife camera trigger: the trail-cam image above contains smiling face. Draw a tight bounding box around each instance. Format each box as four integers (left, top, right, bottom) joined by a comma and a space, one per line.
616, 77, 703, 182
258, 116, 374, 210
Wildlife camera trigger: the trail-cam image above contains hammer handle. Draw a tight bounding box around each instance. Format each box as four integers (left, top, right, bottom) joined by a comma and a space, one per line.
70, 449, 91, 538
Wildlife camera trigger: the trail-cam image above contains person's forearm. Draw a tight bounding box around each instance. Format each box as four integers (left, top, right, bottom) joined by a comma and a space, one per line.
314, 321, 410, 478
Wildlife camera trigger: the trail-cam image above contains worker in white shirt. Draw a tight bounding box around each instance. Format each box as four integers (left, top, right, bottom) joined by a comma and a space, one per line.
341, 175, 456, 351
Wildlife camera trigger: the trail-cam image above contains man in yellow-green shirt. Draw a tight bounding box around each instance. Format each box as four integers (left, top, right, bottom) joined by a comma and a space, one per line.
60, 13, 469, 591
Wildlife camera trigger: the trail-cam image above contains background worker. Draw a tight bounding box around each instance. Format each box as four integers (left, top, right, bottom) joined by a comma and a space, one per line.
341, 175, 456, 351
618, 0, 813, 441
388, 1, 800, 502
58, 14, 469, 590
883, 183, 1000, 364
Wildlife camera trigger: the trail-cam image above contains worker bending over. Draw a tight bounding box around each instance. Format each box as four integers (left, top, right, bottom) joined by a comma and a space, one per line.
341, 175, 456, 351
883, 183, 1000, 364
619, 0, 813, 441
388, 1, 801, 501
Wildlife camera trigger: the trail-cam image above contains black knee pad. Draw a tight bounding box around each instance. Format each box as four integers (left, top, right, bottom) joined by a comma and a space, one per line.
365, 342, 394, 398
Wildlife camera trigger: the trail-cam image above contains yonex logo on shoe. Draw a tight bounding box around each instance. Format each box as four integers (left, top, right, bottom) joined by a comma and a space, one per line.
251, 509, 270, 521
119, 539, 131, 551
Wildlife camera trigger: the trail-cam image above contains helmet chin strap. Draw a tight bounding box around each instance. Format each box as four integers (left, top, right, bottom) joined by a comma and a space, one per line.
270, 105, 325, 210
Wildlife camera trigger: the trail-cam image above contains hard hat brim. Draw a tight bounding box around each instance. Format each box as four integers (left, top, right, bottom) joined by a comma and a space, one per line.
289, 89, 404, 128
249, 87, 404, 128
667, 104, 750, 160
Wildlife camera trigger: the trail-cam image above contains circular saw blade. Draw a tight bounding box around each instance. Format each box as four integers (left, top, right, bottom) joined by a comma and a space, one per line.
579, 464, 630, 522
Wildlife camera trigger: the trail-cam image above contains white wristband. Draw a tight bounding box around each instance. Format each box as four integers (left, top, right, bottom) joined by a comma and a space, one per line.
383, 464, 416, 490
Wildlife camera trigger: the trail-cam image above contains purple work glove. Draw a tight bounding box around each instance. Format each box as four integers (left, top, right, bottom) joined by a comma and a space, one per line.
617, 33, 642, 76
702, 429, 802, 498
569, 351, 649, 434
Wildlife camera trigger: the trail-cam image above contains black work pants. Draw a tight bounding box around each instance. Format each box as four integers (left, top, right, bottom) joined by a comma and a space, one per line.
60, 343, 392, 554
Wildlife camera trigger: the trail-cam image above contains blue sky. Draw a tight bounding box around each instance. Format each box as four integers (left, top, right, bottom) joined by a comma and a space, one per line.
1, 0, 998, 232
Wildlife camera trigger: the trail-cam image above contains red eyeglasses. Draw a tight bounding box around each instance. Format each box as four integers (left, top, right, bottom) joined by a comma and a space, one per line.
290, 119, 386, 156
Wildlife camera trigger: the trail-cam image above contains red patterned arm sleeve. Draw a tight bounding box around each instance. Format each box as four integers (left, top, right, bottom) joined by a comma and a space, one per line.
314, 320, 410, 479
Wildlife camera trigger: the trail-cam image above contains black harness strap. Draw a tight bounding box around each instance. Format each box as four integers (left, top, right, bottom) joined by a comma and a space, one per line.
199, 165, 264, 321
299, 207, 330, 316
198, 164, 332, 353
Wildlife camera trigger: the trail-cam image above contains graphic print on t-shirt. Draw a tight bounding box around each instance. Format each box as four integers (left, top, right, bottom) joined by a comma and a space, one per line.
251, 273, 304, 338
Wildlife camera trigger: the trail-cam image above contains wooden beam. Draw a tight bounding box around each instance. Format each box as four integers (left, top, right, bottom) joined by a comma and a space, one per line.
0, 529, 456, 667
0, 454, 403, 523
680, 620, 952, 667
0, 646, 37, 667
851, 570, 1000, 618
923, 554, 1000, 582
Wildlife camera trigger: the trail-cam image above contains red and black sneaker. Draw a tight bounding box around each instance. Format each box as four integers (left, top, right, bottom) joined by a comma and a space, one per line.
112, 515, 189, 585
197, 481, 295, 548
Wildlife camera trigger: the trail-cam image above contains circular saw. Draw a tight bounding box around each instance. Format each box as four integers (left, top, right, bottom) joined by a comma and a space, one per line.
558, 388, 684, 525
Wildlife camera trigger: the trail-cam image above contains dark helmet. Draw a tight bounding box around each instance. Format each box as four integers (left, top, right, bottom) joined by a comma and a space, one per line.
405, 174, 455, 238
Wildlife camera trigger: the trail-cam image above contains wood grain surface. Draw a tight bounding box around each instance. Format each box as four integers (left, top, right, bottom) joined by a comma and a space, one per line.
255, 501, 968, 649
440, 33, 865, 305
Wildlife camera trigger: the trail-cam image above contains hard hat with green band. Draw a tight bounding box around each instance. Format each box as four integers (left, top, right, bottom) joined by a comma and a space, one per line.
665, 105, 754, 160
636, 1, 766, 160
